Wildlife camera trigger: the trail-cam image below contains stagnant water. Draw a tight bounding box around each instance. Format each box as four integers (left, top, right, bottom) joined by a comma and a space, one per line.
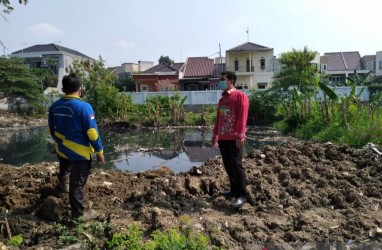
0, 126, 285, 173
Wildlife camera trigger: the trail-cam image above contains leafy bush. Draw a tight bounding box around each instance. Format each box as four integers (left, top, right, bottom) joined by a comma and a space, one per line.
106, 218, 211, 250
7, 234, 23, 246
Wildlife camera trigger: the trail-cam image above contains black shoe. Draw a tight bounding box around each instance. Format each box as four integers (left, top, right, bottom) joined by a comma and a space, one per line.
220, 190, 235, 197
232, 197, 247, 208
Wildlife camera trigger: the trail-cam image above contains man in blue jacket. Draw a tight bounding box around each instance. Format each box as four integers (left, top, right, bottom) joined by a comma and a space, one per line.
48, 73, 105, 219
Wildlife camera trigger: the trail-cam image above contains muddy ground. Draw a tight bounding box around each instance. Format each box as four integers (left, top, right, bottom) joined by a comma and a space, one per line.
1, 112, 382, 249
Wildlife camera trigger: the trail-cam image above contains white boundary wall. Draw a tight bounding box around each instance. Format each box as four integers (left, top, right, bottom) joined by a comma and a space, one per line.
128, 87, 370, 105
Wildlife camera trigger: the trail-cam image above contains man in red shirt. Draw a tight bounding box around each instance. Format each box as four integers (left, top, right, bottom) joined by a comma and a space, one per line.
212, 71, 249, 208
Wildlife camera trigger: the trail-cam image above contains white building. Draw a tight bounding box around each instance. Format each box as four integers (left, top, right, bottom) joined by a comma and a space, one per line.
10, 43, 94, 93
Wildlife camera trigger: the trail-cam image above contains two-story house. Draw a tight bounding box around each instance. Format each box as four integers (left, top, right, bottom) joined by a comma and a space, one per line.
225, 42, 280, 90
10, 43, 94, 92
359, 51, 382, 81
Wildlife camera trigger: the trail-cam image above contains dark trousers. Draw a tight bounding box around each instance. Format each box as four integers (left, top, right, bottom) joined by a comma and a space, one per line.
59, 157, 92, 218
218, 140, 247, 198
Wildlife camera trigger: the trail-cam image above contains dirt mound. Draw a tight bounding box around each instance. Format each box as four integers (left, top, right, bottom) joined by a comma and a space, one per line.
1, 141, 382, 249
0, 111, 46, 129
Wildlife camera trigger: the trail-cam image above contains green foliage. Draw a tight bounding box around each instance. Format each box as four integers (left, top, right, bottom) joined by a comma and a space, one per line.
0, 57, 46, 114
143, 94, 192, 126
150, 215, 209, 250
1, 0, 28, 15
248, 88, 283, 125
30, 67, 57, 89
58, 235, 80, 245
115, 75, 135, 92
158, 55, 174, 65
106, 218, 211, 250
7, 234, 23, 246
272, 46, 319, 92
107, 224, 144, 250
66, 57, 131, 121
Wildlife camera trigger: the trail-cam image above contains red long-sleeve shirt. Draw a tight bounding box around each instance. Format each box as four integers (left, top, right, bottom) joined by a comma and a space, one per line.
212, 88, 249, 141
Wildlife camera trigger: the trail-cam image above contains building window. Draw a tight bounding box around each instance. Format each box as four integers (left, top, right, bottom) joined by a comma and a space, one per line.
140, 85, 148, 92
329, 76, 344, 82
234, 58, 239, 71
246, 58, 252, 72
322, 64, 327, 71
379, 60, 382, 70
260, 57, 265, 70
257, 82, 267, 89
187, 84, 198, 91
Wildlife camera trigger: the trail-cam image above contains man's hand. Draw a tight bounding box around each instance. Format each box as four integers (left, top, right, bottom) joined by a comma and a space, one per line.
212, 139, 219, 148
96, 153, 105, 165
236, 139, 245, 149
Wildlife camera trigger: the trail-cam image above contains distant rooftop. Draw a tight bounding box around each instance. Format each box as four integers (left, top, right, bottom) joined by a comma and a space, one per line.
183, 57, 215, 78
143, 63, 178, 74
227, 42, 271, 52
323, 51, 363, 71
12, 43, 94, 60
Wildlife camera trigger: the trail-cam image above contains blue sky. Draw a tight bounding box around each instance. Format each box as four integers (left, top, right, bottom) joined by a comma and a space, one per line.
1, 0, 380, 67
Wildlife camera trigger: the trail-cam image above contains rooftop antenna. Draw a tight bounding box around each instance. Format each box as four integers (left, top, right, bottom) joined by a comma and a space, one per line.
54, 40, 62, 50
219, 43, 222, 64
246, 27, 249, 42
21, 42, 27, 53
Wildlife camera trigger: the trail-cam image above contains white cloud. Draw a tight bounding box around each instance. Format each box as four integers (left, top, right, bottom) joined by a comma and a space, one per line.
28, 22, 64, 37
115, 39, 134, 49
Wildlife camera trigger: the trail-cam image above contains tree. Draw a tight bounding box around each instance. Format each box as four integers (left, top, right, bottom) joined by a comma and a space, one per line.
115, 75, 135, 92
0, 57, 45, 113
271, 47, 320, 125
66, 56, 131, 120
158, 55, 174, 65
1, 0, 28, 54
272, 46, 319, 92
1, 0, 27, 15
30, 68, 57, 90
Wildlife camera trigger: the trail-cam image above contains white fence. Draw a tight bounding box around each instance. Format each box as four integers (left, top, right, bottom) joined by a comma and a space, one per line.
0, 87, 368, 111
315, 86, 370, 102
128, 87, 370, 105
129, 90, 226, 105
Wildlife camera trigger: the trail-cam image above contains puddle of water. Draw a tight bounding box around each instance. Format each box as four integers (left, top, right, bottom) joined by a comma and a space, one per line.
0, 126, 285, 172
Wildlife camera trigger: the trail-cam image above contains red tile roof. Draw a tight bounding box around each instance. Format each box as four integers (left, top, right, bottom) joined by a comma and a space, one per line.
183, 57, 215, 78
171, 63, 185, 71
143, 63, 178, 74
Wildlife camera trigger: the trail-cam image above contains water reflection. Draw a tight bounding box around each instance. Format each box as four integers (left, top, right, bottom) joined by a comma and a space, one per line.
103, 128, 220, 173
0, 126, 286, 172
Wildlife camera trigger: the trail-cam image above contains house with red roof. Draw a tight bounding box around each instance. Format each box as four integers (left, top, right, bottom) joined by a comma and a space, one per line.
179, 57, 225, 91
132, 63, 181, 92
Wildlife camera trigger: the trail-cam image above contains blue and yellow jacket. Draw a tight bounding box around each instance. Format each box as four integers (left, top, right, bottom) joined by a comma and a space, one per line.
48, 95, 104, 161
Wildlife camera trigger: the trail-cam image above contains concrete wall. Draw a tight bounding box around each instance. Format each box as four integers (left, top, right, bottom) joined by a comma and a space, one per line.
129, 86, 370, 105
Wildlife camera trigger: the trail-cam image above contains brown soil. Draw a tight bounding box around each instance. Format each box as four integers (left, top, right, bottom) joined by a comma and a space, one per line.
1, 113, 382, 249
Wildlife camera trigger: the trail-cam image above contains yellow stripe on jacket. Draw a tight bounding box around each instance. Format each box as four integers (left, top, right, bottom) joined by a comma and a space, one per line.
54, 131, 94, 160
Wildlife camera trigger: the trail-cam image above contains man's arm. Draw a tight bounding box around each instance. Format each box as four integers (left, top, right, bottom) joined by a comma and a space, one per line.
82, 104, 105, 164
235, 93, 249, 148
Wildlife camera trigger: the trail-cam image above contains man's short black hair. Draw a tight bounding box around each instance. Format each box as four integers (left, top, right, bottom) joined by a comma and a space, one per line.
225, 71, 237, 85
62, 73, 81, 93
